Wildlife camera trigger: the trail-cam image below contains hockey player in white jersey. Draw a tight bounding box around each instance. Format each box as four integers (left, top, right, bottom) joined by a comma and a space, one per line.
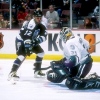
8, 9, 48, 80
47, 27, 100, 89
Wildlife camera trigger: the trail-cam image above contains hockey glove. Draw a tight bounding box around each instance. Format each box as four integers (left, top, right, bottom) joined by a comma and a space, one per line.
33, 36, 43, 46
24, 39, 33, 56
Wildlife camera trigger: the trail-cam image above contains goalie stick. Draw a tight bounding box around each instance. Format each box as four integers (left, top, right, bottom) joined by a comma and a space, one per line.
90, 40, 100, 47
40, 41, 100, 70
40, 66, 51, 70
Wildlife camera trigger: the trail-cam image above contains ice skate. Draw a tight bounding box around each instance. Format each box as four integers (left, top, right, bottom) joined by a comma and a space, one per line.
33, 62, 45, 78
8, 71, 20, 81
34, 70, 45, 78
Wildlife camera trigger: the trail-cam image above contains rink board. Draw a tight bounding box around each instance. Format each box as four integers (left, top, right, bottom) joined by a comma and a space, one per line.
0, 29, 100, 62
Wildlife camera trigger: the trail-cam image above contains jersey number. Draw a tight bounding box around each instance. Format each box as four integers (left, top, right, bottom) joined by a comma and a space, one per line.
24, 30, 32, 36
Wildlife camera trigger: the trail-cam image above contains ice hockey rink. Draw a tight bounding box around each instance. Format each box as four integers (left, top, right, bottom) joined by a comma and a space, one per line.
0, 59, 100, 100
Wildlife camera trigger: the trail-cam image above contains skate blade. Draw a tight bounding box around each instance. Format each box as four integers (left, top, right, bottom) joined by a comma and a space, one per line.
34, 72, 45, 78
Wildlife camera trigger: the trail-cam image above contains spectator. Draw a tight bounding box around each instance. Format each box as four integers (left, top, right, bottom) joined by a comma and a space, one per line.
25, 13, 32, 21
12, 0, 22, 19
0, 13, 8, 28
93, 6, 99, 16
62, 0, 70, 10
50, 0, 64, 17
84, 17, 97, 29
17, 7, 28, 27
22, 13, 32, 27
91, 16, 98, 28
78, 17, 97, 29
6, 16, 19, 29
27, 0, 40, 9
11, 17, 19, 29
12, 0, 22, 9
45, 5, 59, 29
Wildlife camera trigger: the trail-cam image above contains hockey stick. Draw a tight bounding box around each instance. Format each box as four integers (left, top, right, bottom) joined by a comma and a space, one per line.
90, 41, 100, 47
89, 41, 100, 50
40, 66, 51, 70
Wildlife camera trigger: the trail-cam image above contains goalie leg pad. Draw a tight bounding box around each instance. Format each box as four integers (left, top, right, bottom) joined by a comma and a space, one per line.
65, 76, 100, 90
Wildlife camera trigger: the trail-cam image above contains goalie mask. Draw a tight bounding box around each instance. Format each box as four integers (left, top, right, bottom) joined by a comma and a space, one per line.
59, 27, 73, 43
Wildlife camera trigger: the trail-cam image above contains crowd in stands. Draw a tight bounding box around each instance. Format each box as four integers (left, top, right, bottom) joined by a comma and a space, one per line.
0, 0, 99, 29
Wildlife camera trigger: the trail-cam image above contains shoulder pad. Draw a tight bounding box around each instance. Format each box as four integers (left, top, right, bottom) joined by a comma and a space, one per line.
27, 19, 36, 30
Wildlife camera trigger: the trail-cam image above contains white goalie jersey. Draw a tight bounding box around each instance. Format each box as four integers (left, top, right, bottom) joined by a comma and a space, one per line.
63, 35, 90, 66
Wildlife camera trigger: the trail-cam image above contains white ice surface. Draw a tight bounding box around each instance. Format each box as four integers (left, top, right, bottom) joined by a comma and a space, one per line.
0, 59, 100, 100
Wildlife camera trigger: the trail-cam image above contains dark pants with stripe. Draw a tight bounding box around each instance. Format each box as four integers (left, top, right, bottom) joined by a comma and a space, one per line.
70, 56, 93, 78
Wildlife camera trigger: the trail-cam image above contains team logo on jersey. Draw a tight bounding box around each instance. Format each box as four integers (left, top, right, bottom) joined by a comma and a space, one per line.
0, 33, 4, 49
29, 24, 33, 28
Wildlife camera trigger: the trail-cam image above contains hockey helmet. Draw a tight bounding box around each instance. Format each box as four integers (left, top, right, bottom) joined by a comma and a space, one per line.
33, 9, 43, 17
59, 27, 73, 43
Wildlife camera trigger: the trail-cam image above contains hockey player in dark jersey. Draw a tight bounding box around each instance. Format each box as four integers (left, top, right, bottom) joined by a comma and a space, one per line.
8, 9, 48, 80
47, 27, 100, 89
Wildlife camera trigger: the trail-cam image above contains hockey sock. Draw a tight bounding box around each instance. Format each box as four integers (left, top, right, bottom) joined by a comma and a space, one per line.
34, 56, 43, 71
10, 58, 22, 73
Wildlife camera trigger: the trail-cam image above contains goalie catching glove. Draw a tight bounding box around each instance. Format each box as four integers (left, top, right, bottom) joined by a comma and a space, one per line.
24, 39, 33, 56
